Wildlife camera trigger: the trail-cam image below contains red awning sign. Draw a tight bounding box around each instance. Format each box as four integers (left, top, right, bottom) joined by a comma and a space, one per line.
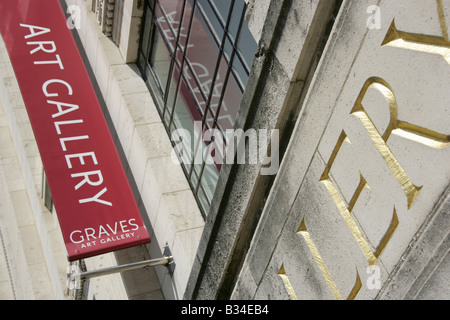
0, 0, 150, 261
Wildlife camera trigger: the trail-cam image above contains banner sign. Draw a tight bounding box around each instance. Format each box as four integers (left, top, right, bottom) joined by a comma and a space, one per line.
0, 0, 150, 261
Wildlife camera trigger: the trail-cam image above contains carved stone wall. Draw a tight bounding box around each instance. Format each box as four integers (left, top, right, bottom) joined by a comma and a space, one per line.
232, 0, 450, 300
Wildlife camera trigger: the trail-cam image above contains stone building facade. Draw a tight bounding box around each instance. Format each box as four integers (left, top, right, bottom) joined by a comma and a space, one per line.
0, 0, 448, 300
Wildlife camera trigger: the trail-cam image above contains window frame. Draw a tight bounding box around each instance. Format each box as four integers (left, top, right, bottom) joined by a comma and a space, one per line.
137, 0, 256, 217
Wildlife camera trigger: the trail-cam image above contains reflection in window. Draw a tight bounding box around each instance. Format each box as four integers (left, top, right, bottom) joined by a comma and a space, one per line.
137, 0, 257, 217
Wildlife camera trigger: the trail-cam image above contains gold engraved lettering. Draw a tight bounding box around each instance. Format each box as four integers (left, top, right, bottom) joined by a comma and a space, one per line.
347, 271, 363, 301
374, 208, 399, 259
277, 265, 299, 300
278, 1, 450, 299
320, 131, 378, 266
392, 121, 450, 149
297, 218, 362, 300
437, 0, 449, 41
382, 20, 450, 64
347, 173, 369, 213
320, 130, 401, 265
382, 1, 450, 64
351, 77, 423, 209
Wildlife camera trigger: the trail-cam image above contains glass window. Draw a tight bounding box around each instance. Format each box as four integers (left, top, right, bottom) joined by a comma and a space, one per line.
149, 28, 172, 94
140, 7, 154, 57
137, 0, 257, 217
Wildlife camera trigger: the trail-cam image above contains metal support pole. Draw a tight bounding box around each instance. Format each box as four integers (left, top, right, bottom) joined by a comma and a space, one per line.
69, 256, 173, 282
68, 244, 175, 288
67, 245, 175, 299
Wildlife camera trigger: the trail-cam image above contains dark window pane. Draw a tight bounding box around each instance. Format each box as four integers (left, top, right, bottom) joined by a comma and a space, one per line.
184, 5, 221, 101
197, 184, 211, 213
218, 74, 242, 132
141, 7, 154, 56
172, 75, 203, 130
155, 0, 185, 51
236, 19, 257, 73
149, 29, 171, 93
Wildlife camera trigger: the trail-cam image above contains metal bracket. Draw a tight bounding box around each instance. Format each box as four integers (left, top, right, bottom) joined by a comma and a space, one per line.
163, 243, 176, 275
67, 244, 175, 292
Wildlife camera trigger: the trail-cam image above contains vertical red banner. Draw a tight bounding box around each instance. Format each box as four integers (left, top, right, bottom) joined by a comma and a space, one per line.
0, 0, 150, 261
